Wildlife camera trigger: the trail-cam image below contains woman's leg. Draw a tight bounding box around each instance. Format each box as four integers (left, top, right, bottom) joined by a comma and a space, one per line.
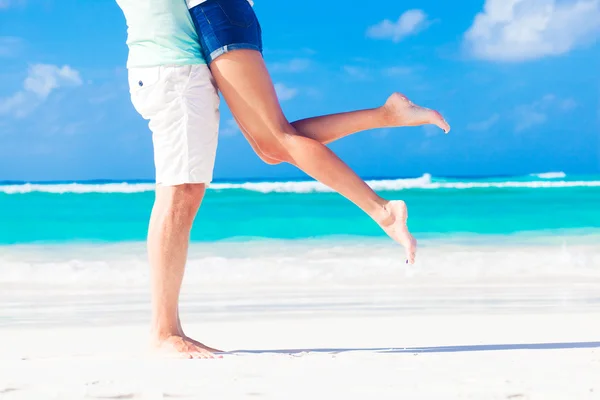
290, 92, 449, 145
240, 93, 450, 165
210, 49, 417, 263
249, 93, 450, 164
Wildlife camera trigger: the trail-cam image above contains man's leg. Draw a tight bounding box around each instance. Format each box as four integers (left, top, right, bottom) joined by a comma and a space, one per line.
148, 183, 220, 359
127, 62, 222, 357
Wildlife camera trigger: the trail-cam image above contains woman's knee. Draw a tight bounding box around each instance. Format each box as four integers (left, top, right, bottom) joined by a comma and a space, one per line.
257, 152, 282, 165
247, 138, 283, 164
254, 124, 299, 163
253, 138, 289, 163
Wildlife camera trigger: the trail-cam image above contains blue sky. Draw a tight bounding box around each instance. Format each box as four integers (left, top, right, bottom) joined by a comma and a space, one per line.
0, 0, 599, 182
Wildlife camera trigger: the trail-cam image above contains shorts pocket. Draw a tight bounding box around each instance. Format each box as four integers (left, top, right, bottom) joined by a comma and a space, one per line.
215, 0, 255, 28
128, 67, 161, 94
128, 67, 162, 120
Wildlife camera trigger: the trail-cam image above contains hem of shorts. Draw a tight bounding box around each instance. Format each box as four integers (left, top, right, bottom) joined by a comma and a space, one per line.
156, 177, 213, 187
208, 44, 262, 63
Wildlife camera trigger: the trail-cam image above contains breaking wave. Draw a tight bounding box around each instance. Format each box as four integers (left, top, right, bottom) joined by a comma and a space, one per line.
529, 172, 567, 179
2, 173, 599, 194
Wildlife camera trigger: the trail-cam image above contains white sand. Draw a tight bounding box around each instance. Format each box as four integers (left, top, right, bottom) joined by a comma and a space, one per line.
2, 314, 600, 399
2, 241, 600, 399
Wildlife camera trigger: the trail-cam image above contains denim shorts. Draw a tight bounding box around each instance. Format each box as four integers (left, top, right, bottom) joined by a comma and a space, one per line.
189, 0, 263, 64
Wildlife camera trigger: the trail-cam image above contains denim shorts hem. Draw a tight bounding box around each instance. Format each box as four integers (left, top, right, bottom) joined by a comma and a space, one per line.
208, 43, 262, 63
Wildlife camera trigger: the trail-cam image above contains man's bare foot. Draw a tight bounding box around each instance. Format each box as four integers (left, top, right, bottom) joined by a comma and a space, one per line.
185, 335, 223, 353
382, 92, 450, 133
152, 334, 222, 359
378, 200, 418, 264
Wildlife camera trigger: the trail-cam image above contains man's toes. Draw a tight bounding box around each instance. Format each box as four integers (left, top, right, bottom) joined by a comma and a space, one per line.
192, 347, 214, 359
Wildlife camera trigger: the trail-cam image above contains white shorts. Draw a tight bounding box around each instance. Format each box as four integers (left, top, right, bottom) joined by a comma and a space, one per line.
127, 64, 220, 186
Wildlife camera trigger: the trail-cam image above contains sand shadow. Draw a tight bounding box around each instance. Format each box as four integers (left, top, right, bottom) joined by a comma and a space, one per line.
227, 341, 600, 355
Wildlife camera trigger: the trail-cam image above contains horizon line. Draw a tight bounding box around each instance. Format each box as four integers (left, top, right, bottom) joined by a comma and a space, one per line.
0, 171, 592, 185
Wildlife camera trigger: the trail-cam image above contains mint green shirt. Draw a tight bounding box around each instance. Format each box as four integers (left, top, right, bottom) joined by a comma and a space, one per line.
116, 0, 205, 68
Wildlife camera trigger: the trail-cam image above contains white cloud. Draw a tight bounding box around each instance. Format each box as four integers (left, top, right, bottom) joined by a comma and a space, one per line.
343, 65, 372, 81
274, 83, 298, 101
0, 36, 23, 57
514, 94, 575, 132
515, 109, 547, 132
270, 58, 312, 73
221, 118, 240, 137
464, 0, 600, 62
371, 128, 391, 139
24, 64, 82, 98
346, 64, 417, 80
88, 92, 117, 105
263, 48, 316, 57
0, 92, 29, 118
0, 64, 83, 118
467, 113, 500, 131
304, 87, 323, 99
0, 0, 25, 9
422, 124, 441, 137
47, 121, 88, 136
367, 9, 431, 42
382, 66, 414, 76
559, 97, 577, 111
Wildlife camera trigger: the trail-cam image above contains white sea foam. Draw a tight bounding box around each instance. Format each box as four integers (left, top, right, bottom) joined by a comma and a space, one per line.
211, 177, 600, 193
211, 174, 433, 193
2, 238, 599, 288
2, 238, 600, 332
0, 182, 156, 194
425, 180, 600, 189
530, 171, 567, 179
1, 174, 599, 194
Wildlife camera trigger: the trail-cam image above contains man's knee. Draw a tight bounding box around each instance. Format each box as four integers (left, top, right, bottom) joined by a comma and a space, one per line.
169, 183, 205, 207
156, 183, 206, 221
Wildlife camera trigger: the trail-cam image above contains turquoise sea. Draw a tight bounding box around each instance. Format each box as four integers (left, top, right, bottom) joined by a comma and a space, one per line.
1, 173, 599, 245
2, 172, 600, 329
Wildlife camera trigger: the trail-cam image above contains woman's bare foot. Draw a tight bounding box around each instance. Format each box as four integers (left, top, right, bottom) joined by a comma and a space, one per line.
152, 334, 222, 359
382, 92, 450, 133
378, 200, 418, 264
